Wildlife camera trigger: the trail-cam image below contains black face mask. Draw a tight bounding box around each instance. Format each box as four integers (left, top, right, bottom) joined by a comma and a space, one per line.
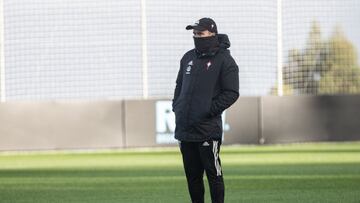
193, 35, 219, 54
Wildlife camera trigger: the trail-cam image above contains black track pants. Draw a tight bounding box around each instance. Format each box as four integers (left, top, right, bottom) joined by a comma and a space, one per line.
180, 140, 224, 203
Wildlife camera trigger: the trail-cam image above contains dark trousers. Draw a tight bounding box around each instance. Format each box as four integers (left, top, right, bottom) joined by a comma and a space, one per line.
180, 140, 224, 203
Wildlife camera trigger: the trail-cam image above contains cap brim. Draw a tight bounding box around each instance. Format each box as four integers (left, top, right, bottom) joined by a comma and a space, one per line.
185, 25, 207, 31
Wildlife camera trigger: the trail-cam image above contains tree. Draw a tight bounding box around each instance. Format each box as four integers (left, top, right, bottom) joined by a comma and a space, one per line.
282, 21, 326, 94
282, 21, 360, 95
318, 27, 360, 94
319, 65, 360, 94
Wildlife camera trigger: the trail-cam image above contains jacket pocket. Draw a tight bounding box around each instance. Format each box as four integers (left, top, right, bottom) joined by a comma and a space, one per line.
190, 117, 220, 137
174, 100, 186, 129
172, 99, 181, 112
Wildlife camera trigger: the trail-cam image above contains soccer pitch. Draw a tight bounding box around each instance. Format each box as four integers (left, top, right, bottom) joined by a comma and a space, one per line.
0, 142, 359, 203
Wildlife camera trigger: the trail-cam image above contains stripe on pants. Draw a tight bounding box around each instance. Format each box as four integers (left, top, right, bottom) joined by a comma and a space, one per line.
212, 141, 222, 176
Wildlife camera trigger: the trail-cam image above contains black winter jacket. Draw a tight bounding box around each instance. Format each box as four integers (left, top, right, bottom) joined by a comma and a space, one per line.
172, 34, 239, 142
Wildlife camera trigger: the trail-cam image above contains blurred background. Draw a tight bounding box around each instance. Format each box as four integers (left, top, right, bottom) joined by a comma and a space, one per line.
0, 0, 360, 150
1, 2, 360, 202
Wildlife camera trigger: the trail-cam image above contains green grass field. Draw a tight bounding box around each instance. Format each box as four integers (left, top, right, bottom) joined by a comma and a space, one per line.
1, 142, 360, 203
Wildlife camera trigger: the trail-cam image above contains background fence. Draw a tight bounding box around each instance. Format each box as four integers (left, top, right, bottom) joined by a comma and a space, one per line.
1, 0, 359, 101
0, 1, 360, 150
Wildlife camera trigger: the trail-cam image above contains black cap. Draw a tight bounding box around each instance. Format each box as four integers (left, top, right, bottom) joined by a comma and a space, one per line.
186, 17, 218, 34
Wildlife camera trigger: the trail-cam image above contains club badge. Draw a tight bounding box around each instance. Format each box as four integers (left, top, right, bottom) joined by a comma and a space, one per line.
206, 61, 212, 70
186, 60, 193, 75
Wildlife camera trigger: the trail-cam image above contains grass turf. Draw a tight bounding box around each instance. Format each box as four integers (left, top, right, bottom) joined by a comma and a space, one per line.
0, 142, 360, 203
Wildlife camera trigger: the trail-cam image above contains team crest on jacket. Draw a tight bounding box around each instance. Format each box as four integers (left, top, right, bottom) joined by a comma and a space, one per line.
206, 61, 212, 70
186, 60, 193, 75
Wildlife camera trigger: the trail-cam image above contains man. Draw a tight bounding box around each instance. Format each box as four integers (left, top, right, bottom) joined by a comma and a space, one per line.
172, 17, 239, 203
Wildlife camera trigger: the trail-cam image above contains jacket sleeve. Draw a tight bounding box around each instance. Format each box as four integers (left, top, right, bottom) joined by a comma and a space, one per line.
172, 61, 183, 111
209, 55, 239, 117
